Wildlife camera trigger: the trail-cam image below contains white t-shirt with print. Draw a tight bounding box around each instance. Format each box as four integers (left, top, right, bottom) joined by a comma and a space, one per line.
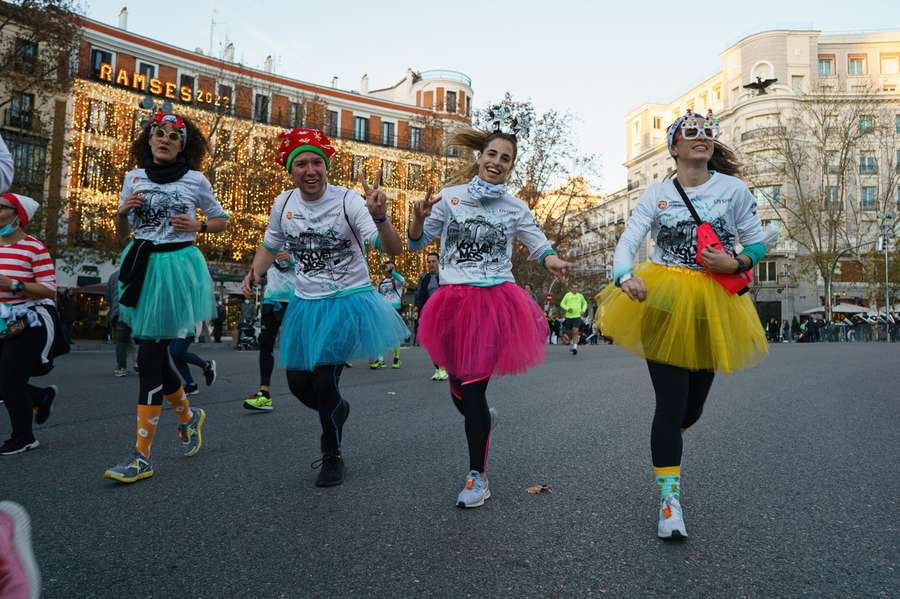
409, 183, 553, 286
263, 184, 380, 300
119, 169, 229, 243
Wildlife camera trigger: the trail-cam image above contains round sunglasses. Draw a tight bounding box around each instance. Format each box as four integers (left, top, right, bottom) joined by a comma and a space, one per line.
151, 127, 182, 143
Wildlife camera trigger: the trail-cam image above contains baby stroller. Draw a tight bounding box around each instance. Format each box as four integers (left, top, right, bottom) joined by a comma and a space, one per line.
235, 291, 261, 351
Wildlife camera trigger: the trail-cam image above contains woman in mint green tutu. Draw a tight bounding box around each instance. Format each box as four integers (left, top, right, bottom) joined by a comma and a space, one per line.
103, 112, 228, 485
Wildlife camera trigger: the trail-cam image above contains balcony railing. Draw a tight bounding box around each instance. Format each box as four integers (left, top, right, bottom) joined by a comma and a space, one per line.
1, 108, 42, 132
418, 70, 472, 87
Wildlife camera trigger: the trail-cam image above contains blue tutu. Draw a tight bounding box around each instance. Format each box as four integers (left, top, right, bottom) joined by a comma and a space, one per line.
279, 288, 410, 371
117, 241, 217, 339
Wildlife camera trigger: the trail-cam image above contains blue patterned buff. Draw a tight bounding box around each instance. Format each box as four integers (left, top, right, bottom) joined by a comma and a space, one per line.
467, 175, 507, 202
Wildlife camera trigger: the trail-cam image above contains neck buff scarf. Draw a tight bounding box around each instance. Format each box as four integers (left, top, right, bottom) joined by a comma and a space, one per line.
467, 175, 507, 202
143, 155, 190, 184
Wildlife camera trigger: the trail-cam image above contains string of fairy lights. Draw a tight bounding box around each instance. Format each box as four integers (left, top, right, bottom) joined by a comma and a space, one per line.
68, 80, 459, 284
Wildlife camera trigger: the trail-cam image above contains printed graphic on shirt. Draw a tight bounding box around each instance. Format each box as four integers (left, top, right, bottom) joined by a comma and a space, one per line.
284, 228, 355, 282
656, 215, 735, 266
443, 215, 507, 274
132, 187, 193, 236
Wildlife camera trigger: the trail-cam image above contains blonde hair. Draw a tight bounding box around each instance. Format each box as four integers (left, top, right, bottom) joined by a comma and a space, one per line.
447, 127, 518, 185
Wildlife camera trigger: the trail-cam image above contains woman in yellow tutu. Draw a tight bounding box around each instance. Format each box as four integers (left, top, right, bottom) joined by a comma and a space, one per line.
596, 110, 768, 539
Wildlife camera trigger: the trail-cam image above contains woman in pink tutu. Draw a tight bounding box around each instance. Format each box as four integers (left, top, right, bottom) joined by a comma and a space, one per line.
408, 107, 573, 508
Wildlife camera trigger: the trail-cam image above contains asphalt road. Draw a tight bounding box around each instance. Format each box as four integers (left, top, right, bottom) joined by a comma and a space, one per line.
1, 341, 898, 598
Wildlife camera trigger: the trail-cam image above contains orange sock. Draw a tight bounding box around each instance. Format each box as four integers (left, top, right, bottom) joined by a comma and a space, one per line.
135, 404, 162, 459
164, 388, 193, 425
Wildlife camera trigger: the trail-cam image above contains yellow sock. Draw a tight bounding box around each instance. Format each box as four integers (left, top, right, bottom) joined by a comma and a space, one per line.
135, 404, 162, 459
164, 388, 193, 425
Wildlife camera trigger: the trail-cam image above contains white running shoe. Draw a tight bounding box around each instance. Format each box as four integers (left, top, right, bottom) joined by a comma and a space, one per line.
657, 496, 688, 539
456, 470, 491, 508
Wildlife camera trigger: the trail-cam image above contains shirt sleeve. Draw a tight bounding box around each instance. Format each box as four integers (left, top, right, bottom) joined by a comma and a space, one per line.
194, 174, 229, 220
613, 186, 658, 282
732, 182, 765, 247
408, 193, 447, 251
514, 204, 554, 261
391, 271, 405, 286
0, 133, 13, 194
31, 242, 56, 291
262, 194, 288, 252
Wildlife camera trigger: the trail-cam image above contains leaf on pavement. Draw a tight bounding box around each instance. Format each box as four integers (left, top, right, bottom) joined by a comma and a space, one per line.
526, 484, 552, 494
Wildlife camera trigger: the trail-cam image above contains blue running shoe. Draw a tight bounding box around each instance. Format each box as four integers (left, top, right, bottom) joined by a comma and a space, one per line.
104, 452, 154, 483
456, 470, 491, 508
178, 408, 206, 457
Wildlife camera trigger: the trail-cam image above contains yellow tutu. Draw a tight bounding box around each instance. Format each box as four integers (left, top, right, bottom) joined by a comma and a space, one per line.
595, 262, 768, 373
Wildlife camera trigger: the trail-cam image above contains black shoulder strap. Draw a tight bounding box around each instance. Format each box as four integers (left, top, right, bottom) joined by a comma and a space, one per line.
672, 178, 703, 225
342, 189, 365, 254
279, 189, 296, 224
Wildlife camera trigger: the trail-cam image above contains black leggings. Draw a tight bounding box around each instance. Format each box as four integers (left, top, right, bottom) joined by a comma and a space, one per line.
0, 325, 50, 442
449, 376, 492, 473
647, 360, 715, 467
258, 302, 286, 387
136, 340, 182, 406
286, 365, 348, 454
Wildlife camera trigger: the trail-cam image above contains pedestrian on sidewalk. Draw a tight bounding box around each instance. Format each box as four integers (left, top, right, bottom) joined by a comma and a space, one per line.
106, 268, 134, 376
243, 250, 296, 412
243, 128, 408, 488
415, 251, 447, 380
409, 108, 573, 509
169, 326, 217, 396
104, 112, 228, 484
0, 193, 65, 456
595, 110, 769, 539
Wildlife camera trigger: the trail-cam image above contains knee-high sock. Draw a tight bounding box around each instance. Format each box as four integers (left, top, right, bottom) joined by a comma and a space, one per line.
164, 388, 193, 425
135, 404, 162, 458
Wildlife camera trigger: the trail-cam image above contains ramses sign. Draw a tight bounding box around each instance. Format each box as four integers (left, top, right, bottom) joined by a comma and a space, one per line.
97, 64, 231, 109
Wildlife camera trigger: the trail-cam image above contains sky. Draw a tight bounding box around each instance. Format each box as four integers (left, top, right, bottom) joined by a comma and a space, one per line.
82, 0, 900, 192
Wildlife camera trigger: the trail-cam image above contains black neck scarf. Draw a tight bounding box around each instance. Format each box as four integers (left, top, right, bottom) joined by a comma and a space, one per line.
143, 155, 190, 184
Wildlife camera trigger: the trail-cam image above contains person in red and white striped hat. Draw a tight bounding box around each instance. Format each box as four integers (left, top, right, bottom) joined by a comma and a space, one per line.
0, 191, 64, 456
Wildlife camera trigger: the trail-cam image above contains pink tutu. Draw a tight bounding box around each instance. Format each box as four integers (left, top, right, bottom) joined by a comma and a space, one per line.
417, 282, 549, 382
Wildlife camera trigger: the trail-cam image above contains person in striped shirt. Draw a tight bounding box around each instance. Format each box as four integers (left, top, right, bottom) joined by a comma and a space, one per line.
0, 192, 61, 456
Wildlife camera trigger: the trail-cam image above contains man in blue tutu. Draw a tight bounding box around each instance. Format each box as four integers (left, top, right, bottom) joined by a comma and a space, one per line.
242, 128, 408, 487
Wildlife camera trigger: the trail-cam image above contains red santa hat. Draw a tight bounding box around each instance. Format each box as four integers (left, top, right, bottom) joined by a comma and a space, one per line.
276, 128, 336, 172
0, 192, 39, 227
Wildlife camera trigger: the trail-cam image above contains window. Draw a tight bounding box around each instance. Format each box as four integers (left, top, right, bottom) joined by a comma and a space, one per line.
896, 115, 900, 134
3, 132, 46, 196
859, 115, 874, 134
87, 99, 112, 135
381, 121, 395, 146
409, 126, 422, 151
13, 39, 37, 74
179, 74, 195, 95
757, 261, 777, 283
896, 186, 900, 210
9, 93, 34, 129
817, 56, 834, 76
714, 86, 721, 101
861, 186, 877, 209
325, 110, 338, 137
253, 94, 269, 123
353, 116, 369, 142
826, 186, 842, 210
351, 155, 366, 182
137, 61, 156, 81
652, 116, 662, 129
881, 53, 899, 75
406, 163, 423, 190
859, 154, 877, 174
445, 90, 457, 113
447, 146, 459, 157
90, 48, 112, 78
848, 55, 867, 76
217, 84, 233, 113
792, 75, 804, 92
466, 96, 471, 116
632, 120, 639, 137
754, 185, 783, 207
289, 102, 302, 127
381, 160, 395, 186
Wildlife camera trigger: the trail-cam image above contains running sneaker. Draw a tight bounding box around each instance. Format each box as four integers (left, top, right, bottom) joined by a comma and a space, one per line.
0, 501, 41, 599
435, 368, 449, 381
570, 346, 578, 355
0, 437, 39, 456
184, 382, 199, 396
177, 408, 206, 457
456, 470, 491, 508
33, 385, 57, 426
392, 357, 401, 369
369, 358, 385, 369
114, 368, 127, 377
203, 360, 217, 386
244, 390, 273, 411
104, 451, 154, 483
312, 453, 345, 487
657, 496, 688, 539
431, 368, 442, 381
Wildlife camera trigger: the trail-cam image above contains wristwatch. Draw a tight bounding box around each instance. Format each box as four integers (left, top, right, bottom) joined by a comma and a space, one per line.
200, 221, 209, 233
10, 280, 25, 293
733, 256, 751, 274
617, 272, 633, 287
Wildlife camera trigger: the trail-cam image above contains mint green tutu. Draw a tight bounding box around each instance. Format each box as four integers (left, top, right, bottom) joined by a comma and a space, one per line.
117, 242, 217, 339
